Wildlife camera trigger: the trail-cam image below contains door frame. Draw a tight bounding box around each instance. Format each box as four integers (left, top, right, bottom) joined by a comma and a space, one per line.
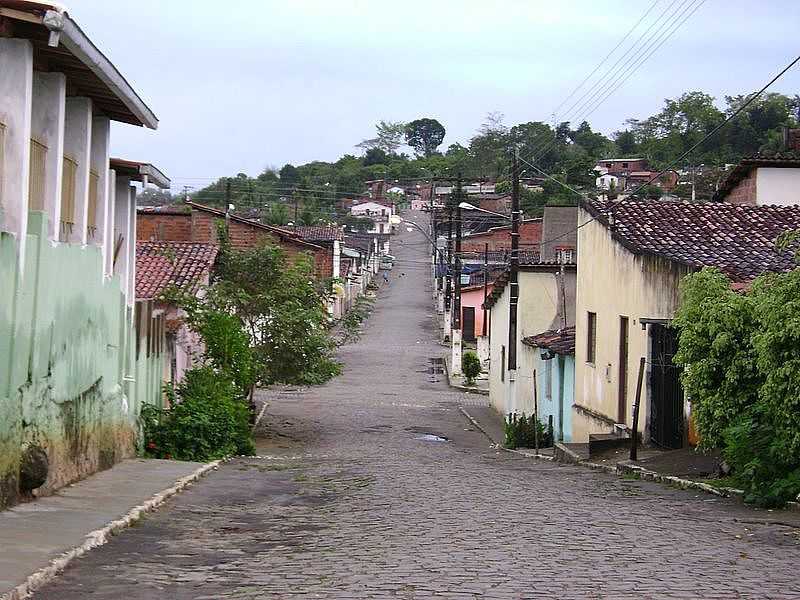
618, 316, 629, 423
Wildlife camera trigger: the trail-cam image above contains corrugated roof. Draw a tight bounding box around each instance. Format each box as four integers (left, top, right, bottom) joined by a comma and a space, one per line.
136, 241, 218, 300
583, 198, 800, 283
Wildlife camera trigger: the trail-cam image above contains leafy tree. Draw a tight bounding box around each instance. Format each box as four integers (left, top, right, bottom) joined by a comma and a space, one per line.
264, 203, 290, 225
357, 120, 406, 154
613, 129, 638, 155
404, 118, 446, 157
363, 147, 390, 166
279, 164, 300, 187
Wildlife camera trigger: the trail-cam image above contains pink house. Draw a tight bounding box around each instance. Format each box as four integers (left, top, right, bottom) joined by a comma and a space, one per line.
459, 282, 494, 342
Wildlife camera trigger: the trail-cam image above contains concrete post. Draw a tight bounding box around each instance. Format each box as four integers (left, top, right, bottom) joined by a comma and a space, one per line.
0, 39, 33, 266
477, 335, 490, 367
31, 71, 66, 242
436, 290, 444, 314
443, 310, 452, 342
332, 240, 341, 279
451, 328, 462, 376
90, 115, 110, 265
63, 97, 92, 244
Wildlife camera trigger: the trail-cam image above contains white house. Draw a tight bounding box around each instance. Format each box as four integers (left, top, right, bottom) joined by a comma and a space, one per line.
351, 201, 392, 234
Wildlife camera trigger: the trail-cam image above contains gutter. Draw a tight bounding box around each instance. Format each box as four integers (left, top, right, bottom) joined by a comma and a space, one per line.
42, 9, 158, 129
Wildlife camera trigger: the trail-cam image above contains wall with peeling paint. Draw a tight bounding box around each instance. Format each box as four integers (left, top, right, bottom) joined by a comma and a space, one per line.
0, 212, 164, 508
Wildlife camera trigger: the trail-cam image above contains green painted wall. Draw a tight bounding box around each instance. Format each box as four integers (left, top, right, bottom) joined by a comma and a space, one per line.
0, 212, 164, 508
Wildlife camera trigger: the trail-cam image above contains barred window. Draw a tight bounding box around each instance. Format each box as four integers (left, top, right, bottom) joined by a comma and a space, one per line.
587, 311, 597, 364
28, 139, 47, 211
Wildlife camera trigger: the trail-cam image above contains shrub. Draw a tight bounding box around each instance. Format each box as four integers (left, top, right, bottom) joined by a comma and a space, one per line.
462, 351, 481, 385
504, 412, 552, 449
142, 367, 255, 462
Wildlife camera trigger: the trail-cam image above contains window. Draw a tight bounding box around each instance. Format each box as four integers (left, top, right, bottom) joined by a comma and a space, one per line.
0, 123, 5, 210
587, 311, 597, 364
500, 345, 506, 382
621, 162, 628, 168
87, 169, 99, 237
60, 155, 78, 238
28, 139, 47, 211
556, 247, 575, 264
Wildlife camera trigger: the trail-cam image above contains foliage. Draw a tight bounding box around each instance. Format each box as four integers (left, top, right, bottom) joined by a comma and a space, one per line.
405, 118, 446, 157
213, 229, 341, 386
342, 215, 375, 233
339, 296, 374, 344
504, 412, 552, 450
357, 120, 406, 154
461, 351, 481, 386
142, 367, 254, 461
674, 266, 800, 506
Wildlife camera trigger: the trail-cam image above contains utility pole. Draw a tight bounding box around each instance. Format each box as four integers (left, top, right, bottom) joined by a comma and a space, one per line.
507, 148, 521, 413
482, 242, 488, 337
451, 175, 464, 375
224, 179, 232, 232
444, 189, 453, 336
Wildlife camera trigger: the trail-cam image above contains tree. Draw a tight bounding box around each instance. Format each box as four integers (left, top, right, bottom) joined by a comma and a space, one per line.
404, 118, 446, 157
613, 129, 638, 155
357, 120, 406, 154
279, 164, 300, 187
363, 147, 390, 166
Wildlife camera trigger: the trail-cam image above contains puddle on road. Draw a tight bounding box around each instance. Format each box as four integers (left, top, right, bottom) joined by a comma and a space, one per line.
415, 434, 448, 442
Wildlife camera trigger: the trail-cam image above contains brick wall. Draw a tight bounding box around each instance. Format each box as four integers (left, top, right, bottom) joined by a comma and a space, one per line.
726, 170, 757, 206
462, 220, 542, 253
137, 209, 333, 279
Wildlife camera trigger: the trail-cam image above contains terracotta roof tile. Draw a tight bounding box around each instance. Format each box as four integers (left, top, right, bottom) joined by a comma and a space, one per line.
279, 225, 344, 242
523, 326, 576, 355
583, 199, 800, 282
136, 241, 219, 300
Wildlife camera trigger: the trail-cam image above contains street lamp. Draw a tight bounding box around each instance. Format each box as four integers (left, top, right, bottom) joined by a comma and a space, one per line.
458, 201, 511, 221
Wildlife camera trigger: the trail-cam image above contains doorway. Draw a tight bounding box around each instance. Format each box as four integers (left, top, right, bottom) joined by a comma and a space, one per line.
618, 316, 629, 423
649, 324, 684, 449
462, 307, 476, 342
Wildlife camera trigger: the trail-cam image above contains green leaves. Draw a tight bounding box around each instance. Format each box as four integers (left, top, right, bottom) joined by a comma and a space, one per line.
675, 266, 800, 506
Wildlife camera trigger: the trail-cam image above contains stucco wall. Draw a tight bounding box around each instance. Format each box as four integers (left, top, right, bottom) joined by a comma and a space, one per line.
0, 212, 163, 508
523, 349, 574, 442
572, 211, 688, 443
756, 168, 800, 206
487, 269, 566, 417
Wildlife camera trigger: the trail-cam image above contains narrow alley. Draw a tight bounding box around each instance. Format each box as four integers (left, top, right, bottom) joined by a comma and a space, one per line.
36, 215, 800, 599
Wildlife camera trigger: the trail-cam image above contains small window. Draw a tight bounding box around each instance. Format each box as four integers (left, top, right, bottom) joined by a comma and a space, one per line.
587, 311, 597, 364
87, 169, 99, 237
621, 162, 628, 168
500, 345, 506, 382
60, 155, 78, 239
544, 360, 552, 401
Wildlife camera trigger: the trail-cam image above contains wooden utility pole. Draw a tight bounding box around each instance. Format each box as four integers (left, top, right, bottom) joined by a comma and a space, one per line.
630, 356, 646, 461
444, 192, 453, 313
224, 179, 232, 231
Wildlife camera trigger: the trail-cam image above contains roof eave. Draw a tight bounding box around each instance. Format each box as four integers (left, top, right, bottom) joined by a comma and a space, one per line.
44, 9, 158, 129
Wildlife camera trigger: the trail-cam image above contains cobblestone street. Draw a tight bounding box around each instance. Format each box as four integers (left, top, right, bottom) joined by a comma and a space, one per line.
36, 217, 800, 599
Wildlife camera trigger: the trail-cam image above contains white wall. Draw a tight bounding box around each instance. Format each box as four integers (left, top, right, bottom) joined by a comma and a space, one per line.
63, 97, 92, 244
756, 168, 800, 206
0, 39, 33, 257
31, 72, 66, 242
89, 116, 110, 266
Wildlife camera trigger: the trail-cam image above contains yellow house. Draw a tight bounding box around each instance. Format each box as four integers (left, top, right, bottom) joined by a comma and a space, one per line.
573, 199, 800, 450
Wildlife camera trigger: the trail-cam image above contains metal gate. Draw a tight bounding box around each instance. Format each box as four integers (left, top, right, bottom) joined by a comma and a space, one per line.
462, 307, 476, 342
649, 324, 684, 449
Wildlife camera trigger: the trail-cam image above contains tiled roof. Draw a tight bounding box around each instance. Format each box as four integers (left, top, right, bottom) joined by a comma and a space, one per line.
583, 199, 800, 283
522, 326, 576, 355
280, 225, 344, 242
714, 151, 800, 201
459, 249, 542, 264
136, 241, 219, 300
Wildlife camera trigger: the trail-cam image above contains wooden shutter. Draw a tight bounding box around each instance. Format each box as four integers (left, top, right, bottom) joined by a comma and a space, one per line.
28, 139, 47, 211
60, 155, 77, 236
587, 311, 597, 364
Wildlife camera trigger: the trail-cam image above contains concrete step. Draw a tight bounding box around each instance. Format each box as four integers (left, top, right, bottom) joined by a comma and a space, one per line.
589, 432, 631, 456
554, 442, 590, 463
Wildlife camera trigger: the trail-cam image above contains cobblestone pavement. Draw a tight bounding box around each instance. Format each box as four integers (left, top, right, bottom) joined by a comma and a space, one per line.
37, 213, 800, 599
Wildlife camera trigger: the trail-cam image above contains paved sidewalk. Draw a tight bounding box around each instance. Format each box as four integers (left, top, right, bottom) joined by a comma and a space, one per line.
0, 458, 210, 599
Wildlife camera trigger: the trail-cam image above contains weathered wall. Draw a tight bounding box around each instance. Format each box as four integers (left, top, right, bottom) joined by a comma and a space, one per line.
726, 170, 757, 206
487, 269, 567, 417
524, 350, 574, 442
572, 211, 689, 443
0, 212, 162, 508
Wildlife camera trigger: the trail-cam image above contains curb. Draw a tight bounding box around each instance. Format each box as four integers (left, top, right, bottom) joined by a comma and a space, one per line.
459, 407, 800, 512
444, 358, 490, 396
458, 407, 553, 461
4, 460, 221, 600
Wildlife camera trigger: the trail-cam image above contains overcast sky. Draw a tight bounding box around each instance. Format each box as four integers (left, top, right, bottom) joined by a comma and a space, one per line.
64, 0, 800, 191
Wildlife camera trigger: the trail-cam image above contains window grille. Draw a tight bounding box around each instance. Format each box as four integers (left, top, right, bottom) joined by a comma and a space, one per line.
587, 311, 597, 364
87, 169, 99, 237
28, 139, 47, 211
60, 155, 78, 238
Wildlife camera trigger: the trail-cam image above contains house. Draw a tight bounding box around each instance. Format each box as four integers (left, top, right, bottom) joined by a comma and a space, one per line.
594, 158, 678, 192
484, 260, 577, 419
350, 201, 393, 234
137, 201, 334, 279
522, 327, 575, 443
573, 199, 800, 450
713, 130, 800, 206
0, 2, 167, 507
461, 219, 542, 253
135, 241, 219, 387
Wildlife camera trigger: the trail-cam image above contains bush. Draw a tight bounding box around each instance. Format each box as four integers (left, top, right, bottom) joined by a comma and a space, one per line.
462, 351, 481, 385
504, 412, 552, 449
142, 367, 255, 462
